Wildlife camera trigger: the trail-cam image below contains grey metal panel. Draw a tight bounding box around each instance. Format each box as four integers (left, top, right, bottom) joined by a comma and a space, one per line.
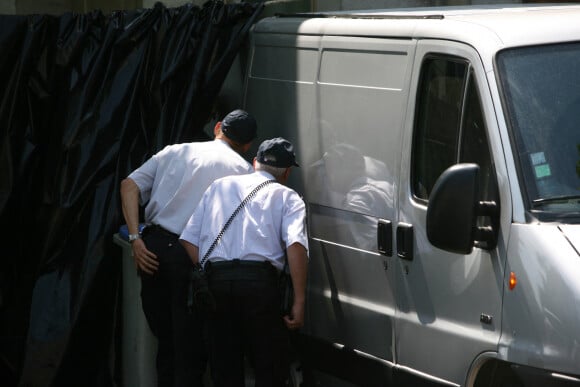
501, 224, 580, 377
254, 5, 580, 71
251, 34, 320, 83
244, 34, 321, 193
306, 237, 395, 361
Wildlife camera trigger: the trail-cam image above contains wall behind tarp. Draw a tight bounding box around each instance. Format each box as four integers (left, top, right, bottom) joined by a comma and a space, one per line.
0, 1, 263, 385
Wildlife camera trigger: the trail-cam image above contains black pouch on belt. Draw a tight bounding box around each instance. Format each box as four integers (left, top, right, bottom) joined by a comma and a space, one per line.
279, 258, 294, 316
187, 264, 216, 314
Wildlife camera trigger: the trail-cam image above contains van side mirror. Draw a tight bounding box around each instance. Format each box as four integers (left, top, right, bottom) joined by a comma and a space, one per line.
426, 163, 499, 254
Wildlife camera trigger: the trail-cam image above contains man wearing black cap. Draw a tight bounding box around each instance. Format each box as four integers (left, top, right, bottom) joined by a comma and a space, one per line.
179, 137, 309, 387
120, 109, 258, 387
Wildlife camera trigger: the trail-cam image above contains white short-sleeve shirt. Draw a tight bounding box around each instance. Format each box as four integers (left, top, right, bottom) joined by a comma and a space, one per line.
180, 170, 309, 271
128, 139, 253, 235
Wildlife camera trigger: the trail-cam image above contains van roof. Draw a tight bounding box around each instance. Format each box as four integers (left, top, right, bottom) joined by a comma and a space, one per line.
255, 4, 580, 57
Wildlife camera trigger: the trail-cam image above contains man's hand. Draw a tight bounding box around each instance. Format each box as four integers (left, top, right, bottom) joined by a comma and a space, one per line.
131, 238, 159, 274
283, 300, 305, 330
283, 242, 308, 330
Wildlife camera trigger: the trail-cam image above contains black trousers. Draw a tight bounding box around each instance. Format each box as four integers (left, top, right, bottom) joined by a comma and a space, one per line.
140, 226, 207, 387
205, 260, 290, 387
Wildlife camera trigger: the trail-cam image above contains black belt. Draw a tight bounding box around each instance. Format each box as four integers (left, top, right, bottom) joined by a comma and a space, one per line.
142, 224, 179, 239
206, 259, 278, 282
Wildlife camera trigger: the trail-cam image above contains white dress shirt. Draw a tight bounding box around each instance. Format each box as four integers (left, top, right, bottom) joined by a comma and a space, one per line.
128, 139, 253, 235
180, 170, 309, 271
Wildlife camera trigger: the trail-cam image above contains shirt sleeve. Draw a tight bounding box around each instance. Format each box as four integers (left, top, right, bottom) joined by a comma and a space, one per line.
127, 153, 160, 205
179, 186, 210, 247
282, 192, 309, 254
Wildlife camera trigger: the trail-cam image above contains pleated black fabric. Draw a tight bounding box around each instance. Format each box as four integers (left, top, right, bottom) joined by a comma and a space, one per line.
0, 2, 263, 385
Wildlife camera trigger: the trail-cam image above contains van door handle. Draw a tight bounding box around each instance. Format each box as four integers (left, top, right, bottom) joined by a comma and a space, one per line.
397, 223, 414, 260
377, 219, 392, 256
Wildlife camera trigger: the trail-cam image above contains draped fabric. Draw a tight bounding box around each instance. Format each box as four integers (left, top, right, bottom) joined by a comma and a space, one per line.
0, 1, 263, 385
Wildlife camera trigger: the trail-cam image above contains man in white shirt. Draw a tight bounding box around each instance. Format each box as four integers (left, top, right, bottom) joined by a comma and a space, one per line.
120, 109, 257, 387
180, 137, 309, 387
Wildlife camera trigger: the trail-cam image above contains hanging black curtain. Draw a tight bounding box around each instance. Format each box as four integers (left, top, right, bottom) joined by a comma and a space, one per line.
0, 1, 263, 386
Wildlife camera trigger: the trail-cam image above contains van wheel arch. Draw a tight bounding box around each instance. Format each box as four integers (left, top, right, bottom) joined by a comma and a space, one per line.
469, 356, 524, 387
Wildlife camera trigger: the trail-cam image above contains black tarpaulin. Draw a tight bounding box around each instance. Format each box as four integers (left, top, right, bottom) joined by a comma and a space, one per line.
0, 1, 263, 386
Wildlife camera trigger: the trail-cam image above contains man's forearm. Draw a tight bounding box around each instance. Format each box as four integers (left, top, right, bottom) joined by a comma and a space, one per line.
120, 178, 141, 235
287, 242, 308, 304
179, 239, 200, 265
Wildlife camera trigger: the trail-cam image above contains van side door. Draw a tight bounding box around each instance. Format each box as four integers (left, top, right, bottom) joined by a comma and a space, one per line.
395, 41, 507, 386
304, 35, 415, 369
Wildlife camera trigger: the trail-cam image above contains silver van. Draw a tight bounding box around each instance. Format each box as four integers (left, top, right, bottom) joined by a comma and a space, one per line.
242, 4, 580, 387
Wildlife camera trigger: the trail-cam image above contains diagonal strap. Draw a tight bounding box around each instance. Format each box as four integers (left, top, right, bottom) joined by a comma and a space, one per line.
199, 179, 276, 268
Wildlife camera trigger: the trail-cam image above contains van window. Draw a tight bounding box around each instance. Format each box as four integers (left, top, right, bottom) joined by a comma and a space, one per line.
459, 73, 498, 211
413, 58, 466, 200
412, 56, 497, 207
497, 42, 580, 219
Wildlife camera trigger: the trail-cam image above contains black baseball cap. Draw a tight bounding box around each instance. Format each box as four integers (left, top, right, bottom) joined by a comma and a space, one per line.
221, 109, 258, 144
257, 137, 300, 168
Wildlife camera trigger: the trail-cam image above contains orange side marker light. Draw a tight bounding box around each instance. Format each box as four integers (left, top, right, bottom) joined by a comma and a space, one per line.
509, 271, 517, 290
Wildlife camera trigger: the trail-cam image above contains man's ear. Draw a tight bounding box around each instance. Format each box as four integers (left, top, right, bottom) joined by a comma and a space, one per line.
252, 157, 257, 168
214, 122, 222, 137
242, 142, 252, 153
283, 167, 292, 180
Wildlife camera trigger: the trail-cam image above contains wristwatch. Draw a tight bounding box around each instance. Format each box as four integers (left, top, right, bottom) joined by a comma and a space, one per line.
128, 233, 141, 243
